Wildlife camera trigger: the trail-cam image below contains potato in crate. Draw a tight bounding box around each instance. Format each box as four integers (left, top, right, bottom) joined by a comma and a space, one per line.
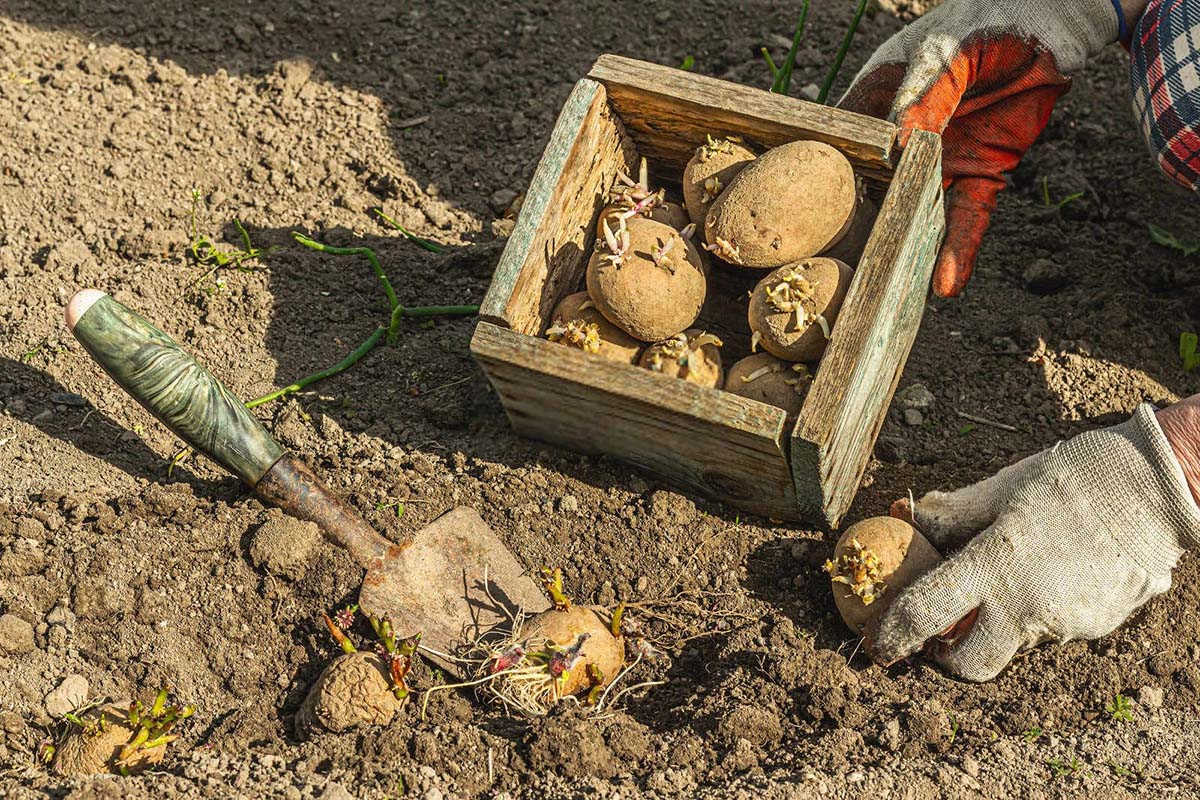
471, 55, 944, 526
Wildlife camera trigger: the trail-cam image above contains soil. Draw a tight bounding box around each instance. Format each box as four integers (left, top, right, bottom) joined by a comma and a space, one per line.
2, 0, 1199, 798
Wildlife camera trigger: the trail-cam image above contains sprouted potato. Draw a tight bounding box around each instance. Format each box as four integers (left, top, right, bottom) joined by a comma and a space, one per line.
705, 140, 857, 268
52, 705, 167, 777
682, 135, 757, 228
824, 516, 941, 636
639, 329, 724, 387
595, 157, 688, 236
748, 257, 852, 362
724, 353, 812, 416
586, 216, 707, 342
546, 291, 642, 364
296, 652, 405, 738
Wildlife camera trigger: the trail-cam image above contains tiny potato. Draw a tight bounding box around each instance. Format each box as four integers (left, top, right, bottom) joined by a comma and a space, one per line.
724, 353, 812, 417
682, 136, 757, 228
824, 516, 941, 636
748, 257, 852, 362
586, 216, 707, 342
639, 329, 724, 388
705, 140, 857, 268
546, 291, 642, 364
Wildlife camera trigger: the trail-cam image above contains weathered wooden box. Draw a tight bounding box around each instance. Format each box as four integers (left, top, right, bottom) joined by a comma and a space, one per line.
471, 55, 944, 527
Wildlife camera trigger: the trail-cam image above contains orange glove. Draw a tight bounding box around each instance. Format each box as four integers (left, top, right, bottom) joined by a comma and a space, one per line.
840, 1, 1124, 297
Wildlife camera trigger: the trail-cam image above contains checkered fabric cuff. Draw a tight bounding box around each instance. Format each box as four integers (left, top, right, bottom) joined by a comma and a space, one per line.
1131, 0, 1200, 191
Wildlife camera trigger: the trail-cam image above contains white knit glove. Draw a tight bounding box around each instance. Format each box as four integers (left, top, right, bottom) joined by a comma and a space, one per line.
876, 405, 1200, 682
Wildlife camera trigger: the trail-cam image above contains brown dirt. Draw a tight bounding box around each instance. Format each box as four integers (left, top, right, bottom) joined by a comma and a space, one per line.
2, 1, 1199, 797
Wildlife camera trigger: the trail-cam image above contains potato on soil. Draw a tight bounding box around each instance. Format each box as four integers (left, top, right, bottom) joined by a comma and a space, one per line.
519, 605, 624, 697
682, 136, 756, 228
724, 353, 812, 416
546, 291, 642, 364
705, 140, 856, 268
296, 652, 404, 738
824, 516, 941, 636
823, 193, 878, 266
586, 216, 706, 342
748, 257, 852, 362
639, 329, 724, 388
52, 705, 166, 777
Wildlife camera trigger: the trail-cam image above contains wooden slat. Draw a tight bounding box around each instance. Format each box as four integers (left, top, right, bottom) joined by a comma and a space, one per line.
471, 321, 801, 520
479, 78, 637, 335
587, 54, 898, 181
791, 130, 945, 527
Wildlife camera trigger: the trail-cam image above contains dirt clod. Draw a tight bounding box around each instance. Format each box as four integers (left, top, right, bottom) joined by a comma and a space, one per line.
248, 511, 321, 580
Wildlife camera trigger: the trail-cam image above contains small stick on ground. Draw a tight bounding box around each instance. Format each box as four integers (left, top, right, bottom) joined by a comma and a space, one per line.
955, 410, 1019, 433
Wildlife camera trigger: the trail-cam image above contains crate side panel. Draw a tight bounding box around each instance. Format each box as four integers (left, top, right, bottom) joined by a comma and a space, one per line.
471, 322, 800, 519
587, 54, 897, 181
479, 78, 636, 335
791, 130, 945, 528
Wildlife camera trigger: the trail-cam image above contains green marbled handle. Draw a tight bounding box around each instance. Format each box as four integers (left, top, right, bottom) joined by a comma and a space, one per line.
69, 293, 283, 485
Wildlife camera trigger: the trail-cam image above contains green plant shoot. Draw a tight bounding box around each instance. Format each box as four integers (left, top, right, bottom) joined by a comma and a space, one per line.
762, 1, 809, 94
1180, 332, 1200, 372
1149, 223, 1200, 256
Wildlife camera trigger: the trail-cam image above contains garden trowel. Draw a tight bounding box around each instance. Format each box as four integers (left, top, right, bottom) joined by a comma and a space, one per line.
65, 289, 548, 673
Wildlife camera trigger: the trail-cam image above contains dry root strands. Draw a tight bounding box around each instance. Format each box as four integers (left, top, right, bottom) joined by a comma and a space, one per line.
544, 292, 642, 364
639, 330, 724, 388
52, 691, 195, 777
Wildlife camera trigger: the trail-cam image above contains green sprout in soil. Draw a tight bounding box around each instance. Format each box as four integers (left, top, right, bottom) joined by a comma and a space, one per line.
1040, 177, 1084, 211
1180, 332, 1200, 372
762, 0, 866, 103
374, 500, 406, 518
540, 567, 571, 611
117, 689, 195, 774
609, 602, 625, 638
1047, 756, 1083, 779
187, 189, 275, 292
1149, 222, 1200, 256
323, 605, 418, 701
1106, 692, 1134, 722
1023, 726, 1043, 744
679, 55, 695, 71
374, 208, 445, 253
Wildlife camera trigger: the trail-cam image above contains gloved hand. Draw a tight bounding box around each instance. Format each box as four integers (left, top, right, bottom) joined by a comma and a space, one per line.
874, 404, 1200, 682
839, 0, 1124, 297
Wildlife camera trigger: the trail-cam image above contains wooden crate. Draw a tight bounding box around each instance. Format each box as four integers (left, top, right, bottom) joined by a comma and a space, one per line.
471, 54, 945, 527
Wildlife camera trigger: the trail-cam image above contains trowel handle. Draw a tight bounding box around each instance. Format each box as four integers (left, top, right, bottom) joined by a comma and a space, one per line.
66, 290, 283, 484
65, 290, 393, 567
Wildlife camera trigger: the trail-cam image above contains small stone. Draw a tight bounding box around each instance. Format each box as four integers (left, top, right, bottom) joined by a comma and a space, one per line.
1023, 258, 1071, 295
32, 409, 52, 423
0, 614, 35, 655
44, 674, 88, 717
962, 755, 981, 778
799, 83, 820, 101
46, 605, 74, 628
654, 9, 672, 23
879, 718, 901, 751
232, 23, 256, 45
489, 188, 518, 215
903, 408, 924, 427
423, 789, 444, 800
634, 576, 649, 595
596, 581, 616, 606
896, 383, 935, 411
73, 577, 129, 619
1137, 685, 1164, 709
558, 494, 579, 514
15, 517, 47, 542
318, 782, 355, 800
249, 512, 321, 580
49, 392, 88, 407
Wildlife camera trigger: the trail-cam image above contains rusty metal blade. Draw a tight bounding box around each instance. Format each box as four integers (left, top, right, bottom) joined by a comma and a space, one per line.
357, 507, 549, 675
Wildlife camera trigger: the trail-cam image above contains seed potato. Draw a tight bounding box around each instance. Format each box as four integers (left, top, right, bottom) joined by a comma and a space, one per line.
705, 140, 857, 268
639, 329, 724, 388
682, 136, 757, 228
546, 291, 642, 364
724, 353, 812, 417
586, 216, 707, 342
748, 257, 852, 362
825, 516, 942, 636
296, 652, 404, 738
520, 606, 625, 697
51, 705, 167, 777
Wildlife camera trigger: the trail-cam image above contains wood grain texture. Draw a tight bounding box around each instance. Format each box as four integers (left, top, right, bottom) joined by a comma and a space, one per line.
71, 294, 283, 485
791, 130, 945, 527
471, 321, 802, 520
587, 55, 898, 181
479, 78, 637, 335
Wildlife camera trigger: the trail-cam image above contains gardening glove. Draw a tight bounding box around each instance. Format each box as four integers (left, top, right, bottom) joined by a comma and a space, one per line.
875, 404, 1200, 682
839, 0, 1125, 297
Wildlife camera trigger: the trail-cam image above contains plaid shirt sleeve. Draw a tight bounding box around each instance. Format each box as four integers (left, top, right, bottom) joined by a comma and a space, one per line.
1131, 0, 1200, 192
